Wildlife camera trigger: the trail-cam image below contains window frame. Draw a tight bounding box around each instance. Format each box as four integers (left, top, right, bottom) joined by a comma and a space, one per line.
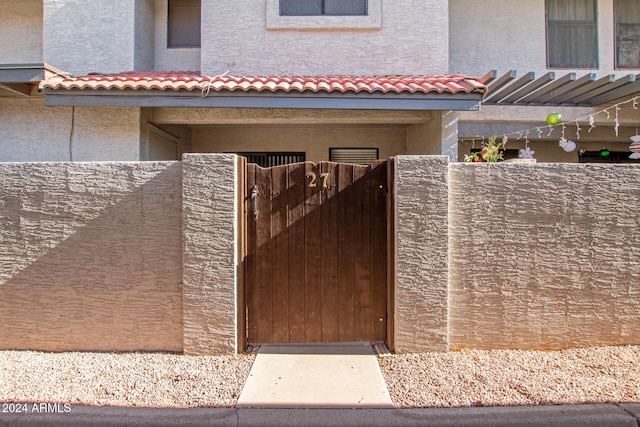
614, 0, 640, 69
266, 0, 381, 30
279, 0, 368, 17
545, 0, 599, 69
167, 0, 201, 49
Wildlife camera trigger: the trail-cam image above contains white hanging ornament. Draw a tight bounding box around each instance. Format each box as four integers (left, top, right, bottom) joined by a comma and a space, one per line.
629, 135, 640, 159
519, 146, 535, 159
559, 138, 576, 152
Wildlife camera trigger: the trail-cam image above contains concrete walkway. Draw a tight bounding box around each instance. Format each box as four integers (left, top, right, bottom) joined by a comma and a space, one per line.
237, 342, 393, 408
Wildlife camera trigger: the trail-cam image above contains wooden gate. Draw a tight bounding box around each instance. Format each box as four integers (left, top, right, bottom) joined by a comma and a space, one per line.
245, 161, 388, 344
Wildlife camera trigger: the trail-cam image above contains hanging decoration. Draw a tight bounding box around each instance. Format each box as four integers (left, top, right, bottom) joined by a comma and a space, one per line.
599, 148, 611, 158
459, 95, 640, 156
629, 135, 640, 159
559, 138, 577, 152
546, 111, 562, 126
519, 146, 536, 159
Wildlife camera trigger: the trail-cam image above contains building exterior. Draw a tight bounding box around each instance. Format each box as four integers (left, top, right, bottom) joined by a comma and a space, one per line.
0, 0, 639, 164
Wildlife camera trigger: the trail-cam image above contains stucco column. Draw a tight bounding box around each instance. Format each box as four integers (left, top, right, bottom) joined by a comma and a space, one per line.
182, 153, 240, 355
393, 155, 449, 352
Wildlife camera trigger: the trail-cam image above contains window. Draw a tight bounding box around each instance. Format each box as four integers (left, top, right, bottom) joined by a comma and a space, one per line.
236, 152, 306, 167
280, 0, 367, 16
168, 0, 201, 48
546, 0, 598, 68
615, 0, 640, 68
329, 148, 378, 165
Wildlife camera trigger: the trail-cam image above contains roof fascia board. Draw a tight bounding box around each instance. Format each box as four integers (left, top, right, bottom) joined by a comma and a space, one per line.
0, 63, 67, 83
43, 90, 483, 111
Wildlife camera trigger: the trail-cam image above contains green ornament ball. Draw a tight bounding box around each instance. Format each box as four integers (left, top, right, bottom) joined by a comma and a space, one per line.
599, 148, 611, 157
546, 111, 562, 126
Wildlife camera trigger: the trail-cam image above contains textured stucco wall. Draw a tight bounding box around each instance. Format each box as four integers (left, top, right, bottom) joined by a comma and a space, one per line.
0, 98, 142, 162
201, 0, 449, 75
44, 0, 137, 75
449, 0, 633, 76
393, 156, 450, 352
449, 163, 640, 350
182, 154, 240, 355
154, 0, 200, 72
192, 125, 407, 163
0, 162, 183, 352
0, 0, 43, 63
135, 0, 155, 72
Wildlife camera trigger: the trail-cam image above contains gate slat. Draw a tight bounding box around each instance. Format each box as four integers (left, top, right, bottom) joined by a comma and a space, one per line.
353, 165, 372, 341
321, 162, 339, 342
337, 163, 355, 342
371, 160, 388, 341
288, 163, 306, 343
271, 165, 290, 342
304, 162, 323, 342
254, 166, 274, 342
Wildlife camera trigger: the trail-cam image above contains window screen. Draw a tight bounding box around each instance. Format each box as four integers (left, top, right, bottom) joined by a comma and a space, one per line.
546, 0, 598, 68
280, 0, 367, 16
615, 0, 640, 68
329, 148, 378, 165
168, 0, 201, 48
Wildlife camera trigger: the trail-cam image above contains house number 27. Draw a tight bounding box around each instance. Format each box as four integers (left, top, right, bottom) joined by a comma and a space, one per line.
307, 172, 329, 189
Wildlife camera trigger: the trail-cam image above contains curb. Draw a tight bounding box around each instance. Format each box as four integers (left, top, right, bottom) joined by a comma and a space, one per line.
1, 403, 639, 427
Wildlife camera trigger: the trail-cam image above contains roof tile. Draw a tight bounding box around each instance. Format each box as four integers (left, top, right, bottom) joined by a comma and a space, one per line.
40, 71, 487, 97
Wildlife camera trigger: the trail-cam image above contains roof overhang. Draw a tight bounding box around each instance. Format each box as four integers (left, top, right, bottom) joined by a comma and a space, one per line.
480, 70, 640, 106
42, 88, 483, 110
0, 63, 67, 97
39, 73, 487, 111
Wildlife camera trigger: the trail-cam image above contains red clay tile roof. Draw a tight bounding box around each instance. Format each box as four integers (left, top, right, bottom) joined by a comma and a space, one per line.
40, 72, 487, 96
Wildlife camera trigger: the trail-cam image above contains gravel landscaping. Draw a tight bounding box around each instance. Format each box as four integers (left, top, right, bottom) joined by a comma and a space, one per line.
378, 345, 640, 408
1, 345, 638, 409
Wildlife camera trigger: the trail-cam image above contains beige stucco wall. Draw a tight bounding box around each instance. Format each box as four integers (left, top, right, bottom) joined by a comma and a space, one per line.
448, 163, 640, 350
0, 98, 142, 162
182, 154, 240, 355
0, 0, 43, 63
393, 156, 450, 353
153, 0, 200, 72
0, 161, 183, 352
135, 0, 155, 72
192, 125, 407, 163
201, 0, 449, 75
450, 0, 638, 77
43, 0, 138, 75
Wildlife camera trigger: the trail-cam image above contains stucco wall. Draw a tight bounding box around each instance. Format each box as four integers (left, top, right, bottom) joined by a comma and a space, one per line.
448, 163, 640, 350
201, 0, 449, 75
43, 0, 137, 75
154, 0, 200, 72
182, 154, 240, 355
0, 98, 142, 162
393, 156, 450, 352
135, 0, 155, 72
449, 0, 637, 76
0, 0, 43, 63
0, 161, 183, 352
192, 125, 407, 163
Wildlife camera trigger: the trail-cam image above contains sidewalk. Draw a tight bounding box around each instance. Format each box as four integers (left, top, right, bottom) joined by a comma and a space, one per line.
1, 403, 639, 426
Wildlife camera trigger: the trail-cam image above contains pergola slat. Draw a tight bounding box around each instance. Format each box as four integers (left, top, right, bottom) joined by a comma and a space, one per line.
554, 74, 615, 104
571, 74, 636, 105
519, 73, 576, 104
502, 72, 556, 104
486, 70, 517, 95
535, 73, 597, 104
484, 72, 535, 103
588, 75, 640, 105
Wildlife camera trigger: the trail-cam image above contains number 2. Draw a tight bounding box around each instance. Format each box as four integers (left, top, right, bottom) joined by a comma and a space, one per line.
307, 172, 329, 189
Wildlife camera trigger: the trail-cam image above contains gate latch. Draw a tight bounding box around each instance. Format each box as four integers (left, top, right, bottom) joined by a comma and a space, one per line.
250, 185, 259, 220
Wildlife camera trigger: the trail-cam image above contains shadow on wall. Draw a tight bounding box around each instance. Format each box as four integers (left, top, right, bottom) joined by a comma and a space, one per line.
0, 162, 184, 353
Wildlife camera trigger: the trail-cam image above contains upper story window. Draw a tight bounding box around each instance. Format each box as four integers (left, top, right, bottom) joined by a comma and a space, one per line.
168, 0, 201, 48
615, 0, 640, 68
546, 0, 598, 68
280, 0, 367, 16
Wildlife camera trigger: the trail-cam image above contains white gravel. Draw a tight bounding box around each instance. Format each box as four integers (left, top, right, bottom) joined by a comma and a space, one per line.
0, 350, 256, 408
1, 345, 638, 409
378, 345, 640, 408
